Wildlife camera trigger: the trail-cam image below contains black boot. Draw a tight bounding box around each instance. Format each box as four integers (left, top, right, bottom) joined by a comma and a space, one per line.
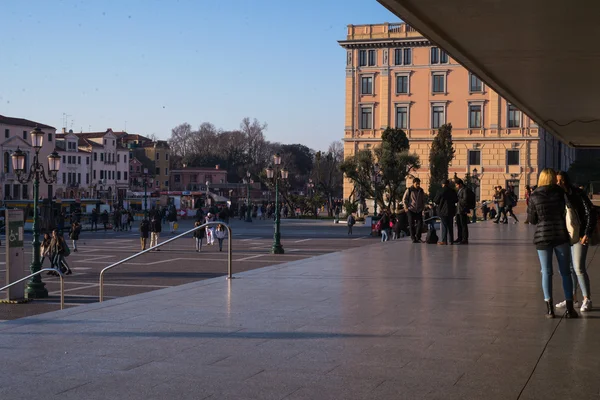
545, 300, 555, 319
565, 300, 579, 318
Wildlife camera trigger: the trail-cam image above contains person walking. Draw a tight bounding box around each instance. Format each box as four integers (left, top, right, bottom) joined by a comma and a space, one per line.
139, 218, 150, 250
215, 224, 226, 251
101, 210, 109, 231
557, 171, 595, 312
528, 168, 578, 318
90, 208, 98, 232
347, 213, 356, 235
379, 209, 391, 242
402, 178, 426, 244
150, 214, 162, 251
493, 186, 508, 224
42, 233, 52, 272
121, 210, 129, 232
505, 186, 519, 223
113, 209, 121, 231
205, 213, 215, 245
168, 206, 178, 234
50, 229, 72, 275
69, 221, 81, 252
434, 179, 458, 245
193, 221, 205, 252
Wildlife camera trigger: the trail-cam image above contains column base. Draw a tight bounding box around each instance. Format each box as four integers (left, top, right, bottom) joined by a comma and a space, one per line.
25, 282, 48, 299
271, 244, 285, 254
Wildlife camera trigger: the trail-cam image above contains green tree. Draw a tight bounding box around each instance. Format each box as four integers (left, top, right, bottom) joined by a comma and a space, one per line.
340, 127, 420, 211
429, 123, 455, 197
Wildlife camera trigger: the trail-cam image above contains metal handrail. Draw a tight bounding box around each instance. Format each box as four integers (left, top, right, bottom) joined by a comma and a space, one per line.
0, 268, 65, 309
99, 221, 233, 302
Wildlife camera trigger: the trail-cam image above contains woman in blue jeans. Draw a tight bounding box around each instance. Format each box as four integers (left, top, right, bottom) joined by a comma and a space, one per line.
527, 168, 578, 318
557, 171, 595, 312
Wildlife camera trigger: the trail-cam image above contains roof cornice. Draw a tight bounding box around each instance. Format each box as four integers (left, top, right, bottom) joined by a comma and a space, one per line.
338, 39, 430, 49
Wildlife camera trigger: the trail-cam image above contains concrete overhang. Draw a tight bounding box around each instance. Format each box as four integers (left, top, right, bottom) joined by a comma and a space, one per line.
378, 0, 600, 147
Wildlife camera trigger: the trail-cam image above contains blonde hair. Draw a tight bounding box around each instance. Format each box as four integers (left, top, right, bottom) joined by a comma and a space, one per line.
537, 168, 557, 187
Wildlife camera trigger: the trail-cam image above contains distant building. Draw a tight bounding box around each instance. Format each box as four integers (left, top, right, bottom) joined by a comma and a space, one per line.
169, 166, 227, 192
338, 23, 576, 202
0, 114, 56, 200
73, 129, 130, 202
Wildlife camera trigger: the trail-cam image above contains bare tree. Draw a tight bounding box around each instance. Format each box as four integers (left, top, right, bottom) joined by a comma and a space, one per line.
168, 123, 193, 158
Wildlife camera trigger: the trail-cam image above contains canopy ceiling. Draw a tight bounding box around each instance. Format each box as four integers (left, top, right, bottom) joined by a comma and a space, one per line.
378, 0, 600, 147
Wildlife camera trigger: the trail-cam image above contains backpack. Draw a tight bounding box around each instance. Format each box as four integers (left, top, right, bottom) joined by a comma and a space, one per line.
508, 192, 518, 207
465, 188, 476, 210
425, 223, 438, 244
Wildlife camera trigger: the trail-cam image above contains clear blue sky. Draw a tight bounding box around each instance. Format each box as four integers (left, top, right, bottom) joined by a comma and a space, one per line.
0, 0, 397, 151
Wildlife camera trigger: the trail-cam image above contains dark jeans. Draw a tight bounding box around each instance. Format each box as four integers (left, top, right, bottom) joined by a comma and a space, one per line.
407, 211, 423, 241
91, 220, 98, 231
440, 216, 454, 243
456, 213, 469, 242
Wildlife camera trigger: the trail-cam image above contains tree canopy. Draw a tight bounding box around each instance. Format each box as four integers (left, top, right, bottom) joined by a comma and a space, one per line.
340, 127, 420, 211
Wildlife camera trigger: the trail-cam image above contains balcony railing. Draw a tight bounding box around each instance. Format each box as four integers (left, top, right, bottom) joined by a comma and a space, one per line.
346, 23, 421, 40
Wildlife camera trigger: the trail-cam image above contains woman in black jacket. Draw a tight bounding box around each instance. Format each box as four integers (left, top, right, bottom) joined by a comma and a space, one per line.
557, 171, 595, 312
527, 168, 577, 318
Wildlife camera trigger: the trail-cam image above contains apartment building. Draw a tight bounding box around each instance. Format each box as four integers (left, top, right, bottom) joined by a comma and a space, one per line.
0, 115, 57, 200
338, 23, 576, 201
74, 129, 130, 202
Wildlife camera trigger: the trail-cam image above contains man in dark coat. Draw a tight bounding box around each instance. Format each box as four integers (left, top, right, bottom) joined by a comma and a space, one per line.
433, 179, 458, 245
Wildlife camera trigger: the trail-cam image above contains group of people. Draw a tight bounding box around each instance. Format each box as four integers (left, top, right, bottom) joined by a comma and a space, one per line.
238, 203, 289, 220
529, 169, 595, 318
431, 177, 476, 245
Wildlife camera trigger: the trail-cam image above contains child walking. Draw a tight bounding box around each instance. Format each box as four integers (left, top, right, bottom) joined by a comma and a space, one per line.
193, 221, 205, 252
215, 224, 226, 252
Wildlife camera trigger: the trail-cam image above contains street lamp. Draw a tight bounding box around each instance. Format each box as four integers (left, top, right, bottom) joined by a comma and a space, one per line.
372, 163, 380, 216
11, 126, 60, 298
205, 181, 210, 210
307, 179, 315, 218
244, 171, 252, 222
143, 168, 149, 219
266, 153, 288, 254
471, 168, 480, 223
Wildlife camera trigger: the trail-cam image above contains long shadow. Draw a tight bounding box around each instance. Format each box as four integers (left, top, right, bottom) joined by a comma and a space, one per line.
2, 330, 387, 340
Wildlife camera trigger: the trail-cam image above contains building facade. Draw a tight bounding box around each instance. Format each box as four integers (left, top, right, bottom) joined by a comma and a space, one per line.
339, 23, 576, 201
54, 131, 91, 199
0, 115, 57, 200
74, 129, 130, 202
169, 167, 228, 192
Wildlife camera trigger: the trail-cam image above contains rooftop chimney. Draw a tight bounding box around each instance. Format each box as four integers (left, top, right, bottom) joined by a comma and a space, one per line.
62, 128, 67, 133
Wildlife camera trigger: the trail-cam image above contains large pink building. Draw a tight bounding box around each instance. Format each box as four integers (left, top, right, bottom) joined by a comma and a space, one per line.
339, 23, 575, 202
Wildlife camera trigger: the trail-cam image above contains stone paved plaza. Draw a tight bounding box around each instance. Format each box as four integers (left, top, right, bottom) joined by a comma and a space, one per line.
1, 220, 599, 399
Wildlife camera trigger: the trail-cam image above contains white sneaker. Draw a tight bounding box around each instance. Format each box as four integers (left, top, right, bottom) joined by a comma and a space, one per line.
556, 300, 580, 308
581, 299, 592, 312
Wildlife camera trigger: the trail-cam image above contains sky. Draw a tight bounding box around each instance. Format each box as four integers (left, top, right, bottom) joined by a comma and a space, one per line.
0, 0, 397, 151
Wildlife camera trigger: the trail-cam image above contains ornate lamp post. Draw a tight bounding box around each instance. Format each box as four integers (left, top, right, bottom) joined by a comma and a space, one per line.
472, 168, 480, 223
372, 163, 380, 216
243, 171, 252, 222
266, 153, 288, 254
11, 126, 60, 298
